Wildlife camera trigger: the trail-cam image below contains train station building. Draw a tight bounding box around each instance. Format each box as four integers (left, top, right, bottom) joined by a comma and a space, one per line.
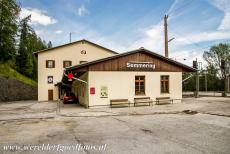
63, 47, 195, 108
35, 39, 195, 107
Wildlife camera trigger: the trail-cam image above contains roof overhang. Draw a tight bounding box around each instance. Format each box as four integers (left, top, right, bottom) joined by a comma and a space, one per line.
33, 39, 118, 55
66, 48, 196, 72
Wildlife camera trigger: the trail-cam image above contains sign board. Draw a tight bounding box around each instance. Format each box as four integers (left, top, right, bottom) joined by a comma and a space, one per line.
67, 73, 73, 79
100, 86, 108, 98
47, 76, 53, 84
126, 62, 155, 70
90, 87, 95, 95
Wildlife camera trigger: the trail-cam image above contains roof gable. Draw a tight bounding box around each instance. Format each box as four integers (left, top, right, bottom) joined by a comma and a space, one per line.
66, 48, 196, 72
33, 39, 118, 55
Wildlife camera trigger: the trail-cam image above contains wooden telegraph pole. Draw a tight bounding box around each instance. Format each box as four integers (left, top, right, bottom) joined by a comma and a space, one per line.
69, 32, 72, 43
164, 15, 169, 58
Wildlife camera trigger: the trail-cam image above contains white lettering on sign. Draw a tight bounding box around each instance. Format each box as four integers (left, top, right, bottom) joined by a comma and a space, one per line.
126, 62, 155, 69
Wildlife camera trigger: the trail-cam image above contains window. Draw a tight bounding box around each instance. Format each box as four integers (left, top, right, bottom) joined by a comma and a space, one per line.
80, 61, 87, 64
135, 76, 145, 95
161, 75, 169, 93
46, 60, 55, 68
63, 61, 72, 68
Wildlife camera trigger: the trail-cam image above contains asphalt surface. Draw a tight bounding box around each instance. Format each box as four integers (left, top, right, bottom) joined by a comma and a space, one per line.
0, 97, 229, 154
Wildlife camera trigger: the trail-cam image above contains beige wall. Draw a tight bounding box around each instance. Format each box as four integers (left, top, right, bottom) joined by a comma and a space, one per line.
87, 71, 182, 107
37, 41, 116, 101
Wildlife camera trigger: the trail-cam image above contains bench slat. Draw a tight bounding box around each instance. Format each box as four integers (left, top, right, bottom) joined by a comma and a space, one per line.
156, 97, 173, 105
134, 97, 153, 107
156, 97, 170, 100
110, 99, 130, 108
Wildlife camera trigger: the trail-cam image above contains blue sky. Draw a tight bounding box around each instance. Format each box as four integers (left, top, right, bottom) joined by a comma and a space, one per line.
18, 0, 230, 66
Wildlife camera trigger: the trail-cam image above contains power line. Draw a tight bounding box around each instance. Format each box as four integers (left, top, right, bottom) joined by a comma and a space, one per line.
171, 40, 230, 59
163, 0, 230, 59
167, 0, 194, 17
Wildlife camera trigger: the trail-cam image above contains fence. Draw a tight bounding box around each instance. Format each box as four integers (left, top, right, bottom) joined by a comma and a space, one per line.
183, 91, 230, 97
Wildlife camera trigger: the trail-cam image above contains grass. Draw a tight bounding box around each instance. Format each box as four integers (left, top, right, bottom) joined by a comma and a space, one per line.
0, 63, 37, 87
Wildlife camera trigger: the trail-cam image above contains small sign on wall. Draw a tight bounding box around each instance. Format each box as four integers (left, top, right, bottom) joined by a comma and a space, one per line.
100, 86, 108, 98
90, 87, 95, 95
126, 62, 155, 70
47, 76, 53, 84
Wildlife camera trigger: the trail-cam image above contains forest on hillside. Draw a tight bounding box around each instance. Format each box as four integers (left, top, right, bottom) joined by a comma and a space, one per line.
0, 0, 52, 81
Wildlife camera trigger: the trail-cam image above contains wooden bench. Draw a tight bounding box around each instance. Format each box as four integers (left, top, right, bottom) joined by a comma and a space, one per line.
156, 97, 173, 105
110, 99, 130, 108
134, 97, 153, 107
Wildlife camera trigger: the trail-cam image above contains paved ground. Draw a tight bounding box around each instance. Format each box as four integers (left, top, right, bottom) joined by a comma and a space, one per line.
0, 97, 230, 154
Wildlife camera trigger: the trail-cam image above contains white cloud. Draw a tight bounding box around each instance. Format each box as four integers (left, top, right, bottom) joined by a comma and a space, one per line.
127, 0, 183, 53
128, 20, 165, 55
78, 4, 89, 16
34, 29, 43, 35
174, 30, 230, 45
20, 8, 57, 26
127, 0, 230, 58
211, 0, 230, 30
55, 30, 63, 34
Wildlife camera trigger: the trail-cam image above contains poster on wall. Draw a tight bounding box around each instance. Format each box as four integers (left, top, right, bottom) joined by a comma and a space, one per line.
90, 87, 95, 95
100, 86, 108, 98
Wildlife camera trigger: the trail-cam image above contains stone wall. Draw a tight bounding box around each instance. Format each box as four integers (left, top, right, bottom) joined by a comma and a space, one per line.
0, 76, 37, 102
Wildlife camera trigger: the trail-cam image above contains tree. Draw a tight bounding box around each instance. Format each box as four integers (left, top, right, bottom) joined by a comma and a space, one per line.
0, 0, 20, 61
47, 41, 52, 48
16, 15, 48, 79
203, 43, 230, 92
16, 16, 34, 77
203, 43, 230, 80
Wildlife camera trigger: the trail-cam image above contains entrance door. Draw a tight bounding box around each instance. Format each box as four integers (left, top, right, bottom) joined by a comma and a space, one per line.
48, 89, 53, 101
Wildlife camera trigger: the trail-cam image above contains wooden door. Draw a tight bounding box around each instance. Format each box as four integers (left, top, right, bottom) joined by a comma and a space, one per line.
48, 89, 53, 101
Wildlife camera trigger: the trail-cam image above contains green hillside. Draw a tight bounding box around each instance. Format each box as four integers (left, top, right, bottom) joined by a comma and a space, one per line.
0, 63, 37, 87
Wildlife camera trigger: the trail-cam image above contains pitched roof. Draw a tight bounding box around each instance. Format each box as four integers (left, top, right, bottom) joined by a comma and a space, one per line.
33, 39, 118, 55
66, 47, 196, 72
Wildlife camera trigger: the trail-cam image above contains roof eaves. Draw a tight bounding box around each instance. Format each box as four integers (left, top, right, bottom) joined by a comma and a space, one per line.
33, 39, 118, 55
66, 48, 196, 72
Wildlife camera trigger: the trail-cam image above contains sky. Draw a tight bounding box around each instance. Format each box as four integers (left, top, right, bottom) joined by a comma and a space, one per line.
18, 0, 230, 67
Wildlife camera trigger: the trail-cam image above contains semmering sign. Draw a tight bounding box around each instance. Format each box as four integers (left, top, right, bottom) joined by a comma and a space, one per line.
126, 62, 155, 69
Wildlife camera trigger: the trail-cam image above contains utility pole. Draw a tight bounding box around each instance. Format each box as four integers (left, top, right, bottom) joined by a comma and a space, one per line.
204, 70, 207, 92
224, 62, 228, 97
195, 58, 199, 98
224, 74, 228, 96
221, 59, 228, 97
164, 14, 169, 58
69, 32, 72, 43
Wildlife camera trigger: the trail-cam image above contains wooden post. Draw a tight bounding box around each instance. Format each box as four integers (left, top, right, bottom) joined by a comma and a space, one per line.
195, 59, 199, 98
205, 72, 207, 92
225, 76, 228, 96
69, 32, 72, 43
164, 15, 169, 58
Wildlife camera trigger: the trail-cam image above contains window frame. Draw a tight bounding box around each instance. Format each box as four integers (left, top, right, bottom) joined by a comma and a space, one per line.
80, 61, 87, 64
160, 75, 170, 93
46, 60, 55, 68
135, 75, 145, 96
63, 60, 72, 68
